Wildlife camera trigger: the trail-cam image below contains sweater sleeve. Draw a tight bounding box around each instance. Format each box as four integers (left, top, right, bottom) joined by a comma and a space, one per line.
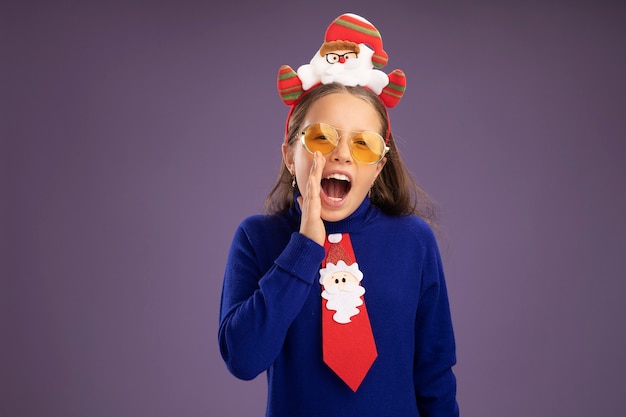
218, 222, 325, 380
413, 230, 459, 417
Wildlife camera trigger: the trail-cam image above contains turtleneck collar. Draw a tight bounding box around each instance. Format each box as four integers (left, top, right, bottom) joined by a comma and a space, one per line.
289, 192, 379, 235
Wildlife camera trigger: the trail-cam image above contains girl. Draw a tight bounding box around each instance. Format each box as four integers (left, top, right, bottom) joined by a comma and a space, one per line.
219, 13, 458, 417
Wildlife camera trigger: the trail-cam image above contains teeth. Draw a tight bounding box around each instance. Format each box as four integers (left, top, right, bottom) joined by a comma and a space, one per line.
325, 173, 350, 182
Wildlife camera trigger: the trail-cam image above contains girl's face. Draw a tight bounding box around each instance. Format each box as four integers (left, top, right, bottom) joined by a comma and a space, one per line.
283, 92, 387, 222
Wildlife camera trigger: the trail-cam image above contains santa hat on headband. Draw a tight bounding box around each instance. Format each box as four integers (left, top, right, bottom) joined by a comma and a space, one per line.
277, 13, 406, 108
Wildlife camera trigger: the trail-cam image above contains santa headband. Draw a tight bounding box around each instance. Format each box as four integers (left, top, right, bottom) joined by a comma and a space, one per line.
277, 13, 407, 144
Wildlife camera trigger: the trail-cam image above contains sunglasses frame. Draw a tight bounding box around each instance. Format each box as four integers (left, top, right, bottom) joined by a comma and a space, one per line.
300, 123, 390, 164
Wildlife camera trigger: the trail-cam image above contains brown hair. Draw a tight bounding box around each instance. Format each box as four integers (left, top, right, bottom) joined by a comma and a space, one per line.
264, 83, 438, 228
320, 41, 360, 56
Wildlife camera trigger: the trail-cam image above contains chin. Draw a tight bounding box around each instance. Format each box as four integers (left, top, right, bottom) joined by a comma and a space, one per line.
320, 206, 354, 223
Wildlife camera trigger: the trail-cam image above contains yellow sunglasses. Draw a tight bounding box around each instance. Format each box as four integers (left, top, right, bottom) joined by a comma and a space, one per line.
300, 123, 389, 164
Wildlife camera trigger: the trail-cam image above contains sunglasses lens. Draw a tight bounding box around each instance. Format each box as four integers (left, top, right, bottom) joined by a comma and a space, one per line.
351, 133, 386, 163
302, 124, 338, 154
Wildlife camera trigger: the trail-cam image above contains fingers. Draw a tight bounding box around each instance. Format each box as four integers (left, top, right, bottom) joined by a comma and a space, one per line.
314, 151, 325, 184
298, 152, 326, 246
307, 151, 324, 204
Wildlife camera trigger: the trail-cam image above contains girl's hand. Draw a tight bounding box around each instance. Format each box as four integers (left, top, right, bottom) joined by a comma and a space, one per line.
297, 151, 326, 246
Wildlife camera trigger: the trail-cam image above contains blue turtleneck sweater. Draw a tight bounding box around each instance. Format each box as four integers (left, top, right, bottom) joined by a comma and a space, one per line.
218, 197, 458, 417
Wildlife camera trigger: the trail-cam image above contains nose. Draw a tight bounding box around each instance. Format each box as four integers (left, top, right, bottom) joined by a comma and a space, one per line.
339, 56, 346, 64
330, 134, 352, 163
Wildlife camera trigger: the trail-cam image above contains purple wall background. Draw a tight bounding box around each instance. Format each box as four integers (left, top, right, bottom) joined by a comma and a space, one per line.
3, 1, 626, 416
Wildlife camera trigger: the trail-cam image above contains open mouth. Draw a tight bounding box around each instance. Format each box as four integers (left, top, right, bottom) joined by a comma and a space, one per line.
321, 173, 351, 202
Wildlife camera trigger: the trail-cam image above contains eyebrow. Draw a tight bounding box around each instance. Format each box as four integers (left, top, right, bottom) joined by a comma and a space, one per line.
305, 122, 382, 134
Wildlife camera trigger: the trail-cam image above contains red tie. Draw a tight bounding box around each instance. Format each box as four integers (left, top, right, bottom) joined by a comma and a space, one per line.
320, 233, 378, 392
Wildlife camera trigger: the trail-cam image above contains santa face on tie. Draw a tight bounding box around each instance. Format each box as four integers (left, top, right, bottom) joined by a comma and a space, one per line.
319, 260, 366, 324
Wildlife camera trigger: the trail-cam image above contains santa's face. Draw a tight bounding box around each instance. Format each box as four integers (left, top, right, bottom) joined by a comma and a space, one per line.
309, 46, 375, 85
324, 51, 358, 65
322, 49, 361, 70
283, 92, 386, 222
321, 271, 365, 324
322, 270, 359, 291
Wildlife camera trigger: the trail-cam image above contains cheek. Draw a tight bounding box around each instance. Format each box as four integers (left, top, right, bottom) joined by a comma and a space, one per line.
293, 150, 313, 186
353, 167, 382, 191
322, 274, 337, 288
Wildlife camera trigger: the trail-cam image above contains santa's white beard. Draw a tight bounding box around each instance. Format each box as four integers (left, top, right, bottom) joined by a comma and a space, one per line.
315, 53, 370, 87
321, 282, 366, 324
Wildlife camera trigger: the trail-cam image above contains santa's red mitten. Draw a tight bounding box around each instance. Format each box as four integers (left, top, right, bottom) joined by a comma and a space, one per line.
277, 65, 304, 106
380, 69, 406, 108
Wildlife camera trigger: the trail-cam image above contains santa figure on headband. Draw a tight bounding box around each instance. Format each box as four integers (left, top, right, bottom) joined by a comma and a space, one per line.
297, 14, 390, 94
277, 13, 407, 108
